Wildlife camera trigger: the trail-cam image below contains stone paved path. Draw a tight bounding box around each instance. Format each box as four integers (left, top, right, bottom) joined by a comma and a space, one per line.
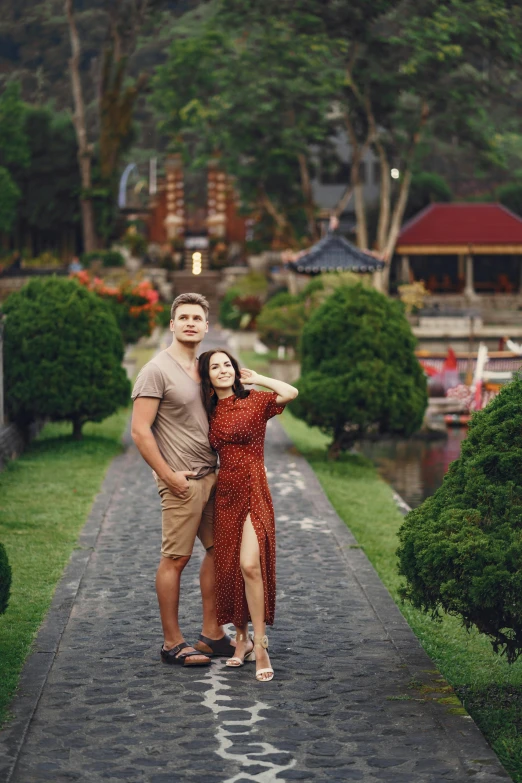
0, 336, 511, 782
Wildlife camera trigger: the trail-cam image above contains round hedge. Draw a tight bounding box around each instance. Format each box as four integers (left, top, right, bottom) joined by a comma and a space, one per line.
0, 543, 11, 615
289, 284, 427, 456
3, 277, 131, 438
397, 377, 522, 662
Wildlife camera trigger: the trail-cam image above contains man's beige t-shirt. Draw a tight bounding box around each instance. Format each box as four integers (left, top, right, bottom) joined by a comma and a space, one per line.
131, 350, 217, 478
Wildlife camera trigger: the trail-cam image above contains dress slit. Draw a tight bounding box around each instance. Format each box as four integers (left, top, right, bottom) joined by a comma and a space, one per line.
237, 508, 271, 628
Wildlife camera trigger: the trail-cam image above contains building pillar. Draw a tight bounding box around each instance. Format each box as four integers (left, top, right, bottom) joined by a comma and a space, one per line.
464, 254, 478, 300
400, 255, 411, 284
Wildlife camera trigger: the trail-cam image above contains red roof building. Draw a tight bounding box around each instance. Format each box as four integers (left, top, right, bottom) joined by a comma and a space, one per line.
395, 203, 522, 298
397, 203, 522, 253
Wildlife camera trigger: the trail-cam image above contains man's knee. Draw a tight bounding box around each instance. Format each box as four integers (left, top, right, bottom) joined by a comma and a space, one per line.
159, 554, 191, 572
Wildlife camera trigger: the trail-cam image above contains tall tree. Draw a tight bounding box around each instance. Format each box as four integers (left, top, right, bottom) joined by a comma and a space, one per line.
65, 0, 98, 252
0, 83, 29, 235
189, 0, 522, 272
153, 10, 342, 244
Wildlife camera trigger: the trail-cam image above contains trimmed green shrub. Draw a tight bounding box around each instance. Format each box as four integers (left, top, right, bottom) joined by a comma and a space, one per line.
289, 284, 427, 457
397, 378, 522, 663
3, 277, 130, 439
496, 182, 522, 217
257, 300, 309, 351
0, 543, 11, 615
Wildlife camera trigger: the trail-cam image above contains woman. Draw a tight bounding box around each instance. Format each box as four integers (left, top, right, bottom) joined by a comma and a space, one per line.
199, 349, 298, 682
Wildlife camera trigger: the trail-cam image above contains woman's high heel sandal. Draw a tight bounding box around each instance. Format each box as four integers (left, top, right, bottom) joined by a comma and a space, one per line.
254, 635, 274, 682
226, 632, 256, 667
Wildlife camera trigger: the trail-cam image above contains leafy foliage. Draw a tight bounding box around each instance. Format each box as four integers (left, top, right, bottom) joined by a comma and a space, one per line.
0, 82, 28, 232
289, 284, 427, 456
404, 172, 452, 221
2, 277, 130, 438
496, 182, 522, 217
0, 167, 21, 234
6, 103, 80, 251
153, 8, 342, 244
397, 378, 522, 663
81, 250, 125, 268
219, 287, 242, 330
73, 271, 161, 344
0, 543, 12, 616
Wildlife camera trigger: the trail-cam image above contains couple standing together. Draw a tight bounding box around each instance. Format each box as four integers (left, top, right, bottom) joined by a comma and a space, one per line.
131, 292, 298, 682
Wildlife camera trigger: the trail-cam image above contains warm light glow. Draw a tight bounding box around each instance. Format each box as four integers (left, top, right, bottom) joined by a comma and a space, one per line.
192, 251, 202, 276
391, 168, 400, 179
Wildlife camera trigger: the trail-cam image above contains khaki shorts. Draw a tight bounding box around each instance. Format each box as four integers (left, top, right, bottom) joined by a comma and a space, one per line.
155, 472, 216, 559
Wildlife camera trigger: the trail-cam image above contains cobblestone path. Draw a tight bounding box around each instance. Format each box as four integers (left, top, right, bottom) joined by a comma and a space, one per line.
0, 340, 509, 782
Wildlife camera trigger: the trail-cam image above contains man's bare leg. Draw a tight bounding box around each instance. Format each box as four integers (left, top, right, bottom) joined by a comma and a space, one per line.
199, 547, 227, 640
156, 556, 209, 661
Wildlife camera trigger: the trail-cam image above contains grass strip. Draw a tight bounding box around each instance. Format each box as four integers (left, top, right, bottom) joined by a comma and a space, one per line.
281, 409, 522, 783
0, 411, 128, 726
0, 344, 156, 727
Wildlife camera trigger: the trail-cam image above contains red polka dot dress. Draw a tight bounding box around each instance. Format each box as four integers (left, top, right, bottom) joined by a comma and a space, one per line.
209, 389, 285, 628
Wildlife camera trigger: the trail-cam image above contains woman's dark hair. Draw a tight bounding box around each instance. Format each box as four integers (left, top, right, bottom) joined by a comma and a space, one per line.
199, 348, 250, 419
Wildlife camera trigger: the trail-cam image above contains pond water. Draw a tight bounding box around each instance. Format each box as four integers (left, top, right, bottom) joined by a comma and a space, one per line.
355, 427, 468, 509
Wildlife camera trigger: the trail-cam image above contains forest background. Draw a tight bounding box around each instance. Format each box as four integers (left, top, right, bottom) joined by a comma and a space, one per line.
0, 0, 522, 264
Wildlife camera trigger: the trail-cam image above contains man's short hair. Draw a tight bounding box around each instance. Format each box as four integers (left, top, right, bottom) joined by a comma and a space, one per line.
170, 293, 209, 321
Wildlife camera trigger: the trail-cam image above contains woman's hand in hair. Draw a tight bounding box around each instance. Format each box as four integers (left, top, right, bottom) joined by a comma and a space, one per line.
240, 368, 261, 386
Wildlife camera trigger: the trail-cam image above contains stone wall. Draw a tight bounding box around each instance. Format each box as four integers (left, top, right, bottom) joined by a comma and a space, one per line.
0, 421, 43, 470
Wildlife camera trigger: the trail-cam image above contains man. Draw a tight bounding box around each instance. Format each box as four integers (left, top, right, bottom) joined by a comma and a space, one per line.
131, 292, 234, 666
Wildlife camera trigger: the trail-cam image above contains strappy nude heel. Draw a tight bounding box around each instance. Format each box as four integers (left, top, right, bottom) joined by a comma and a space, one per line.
226, 632, 256, 667
254, 635, 274, 682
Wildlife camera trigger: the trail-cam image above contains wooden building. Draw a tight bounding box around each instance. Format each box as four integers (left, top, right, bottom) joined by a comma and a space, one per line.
395, 203, 522, 300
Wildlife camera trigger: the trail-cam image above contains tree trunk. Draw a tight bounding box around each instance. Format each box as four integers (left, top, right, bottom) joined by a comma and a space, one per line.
328, 437, 342, 461
65, 0, 97, 253
383, 101, 429, 262
72, 418, 83, 440
375, 140, 391, 253
384, 167, 413, 261
332, 185, 354, 219
353, 181, 368, 249
297, 152, 317, 240
343, 112, 368, 249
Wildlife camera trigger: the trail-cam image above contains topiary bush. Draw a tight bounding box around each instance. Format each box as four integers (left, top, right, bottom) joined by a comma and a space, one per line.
3, 277, 130, 439
289, 284, 427, 457
0, 543, 11, 615
397, 377, 522, 663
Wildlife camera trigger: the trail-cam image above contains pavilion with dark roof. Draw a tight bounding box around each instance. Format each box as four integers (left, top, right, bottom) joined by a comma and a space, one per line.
290, 232, 384, 275
395, 203, 522, 298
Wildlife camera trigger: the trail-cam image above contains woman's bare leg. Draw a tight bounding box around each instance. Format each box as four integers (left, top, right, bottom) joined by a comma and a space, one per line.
239, 515, 272, 680
227, 622, 252, 665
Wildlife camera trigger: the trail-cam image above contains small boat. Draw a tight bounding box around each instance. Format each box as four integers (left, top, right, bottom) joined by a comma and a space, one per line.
444, 413, 472, 427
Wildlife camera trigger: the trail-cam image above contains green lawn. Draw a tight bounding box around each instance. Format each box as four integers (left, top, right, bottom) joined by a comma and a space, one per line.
281, 410, 522, 782
0, 344, 155, 727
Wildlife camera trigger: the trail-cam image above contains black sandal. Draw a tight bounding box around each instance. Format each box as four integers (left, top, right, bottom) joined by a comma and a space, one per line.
194, 633, 235, 658
160, 642, 211, 666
